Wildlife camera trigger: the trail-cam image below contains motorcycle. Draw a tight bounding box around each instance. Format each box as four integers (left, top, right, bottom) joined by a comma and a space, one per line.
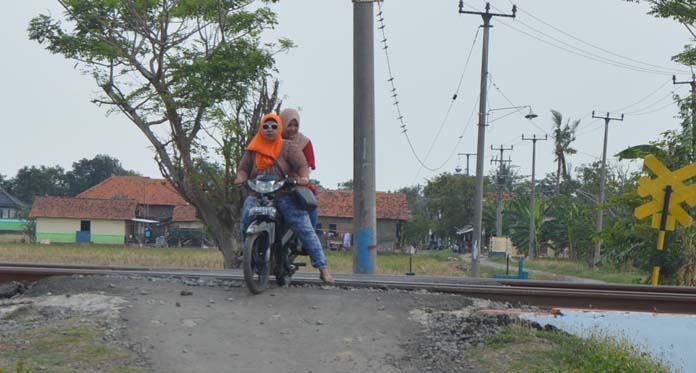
242, 174, 308, 294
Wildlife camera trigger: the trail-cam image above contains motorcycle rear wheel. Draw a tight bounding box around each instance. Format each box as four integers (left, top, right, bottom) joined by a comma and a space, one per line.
243, 232, 270, 294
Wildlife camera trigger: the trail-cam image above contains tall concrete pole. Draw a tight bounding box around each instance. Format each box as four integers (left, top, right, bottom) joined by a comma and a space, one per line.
353, 0, 377, 273
522, 134, 547, 259
459, 2, 516, 277
591, 111, 623, 269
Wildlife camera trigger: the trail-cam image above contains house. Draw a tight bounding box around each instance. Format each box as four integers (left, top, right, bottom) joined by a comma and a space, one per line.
78, 176, 188, 221
30, 197, 138, 244
0, 187, 26, 219
77, 176, 203, 244
0, 187, 28, 242
315, 191, 409, 250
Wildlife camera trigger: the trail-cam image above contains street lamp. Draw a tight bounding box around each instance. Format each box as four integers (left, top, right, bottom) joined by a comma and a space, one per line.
487, 105, 538, 122
470, 104, 537, 276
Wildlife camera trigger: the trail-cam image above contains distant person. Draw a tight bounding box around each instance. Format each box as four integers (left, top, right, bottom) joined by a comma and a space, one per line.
144, 227, 152, 243
280, 108, 319, 229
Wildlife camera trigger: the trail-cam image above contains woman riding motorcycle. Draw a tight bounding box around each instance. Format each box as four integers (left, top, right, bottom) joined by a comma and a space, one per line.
234, 113, 335, 285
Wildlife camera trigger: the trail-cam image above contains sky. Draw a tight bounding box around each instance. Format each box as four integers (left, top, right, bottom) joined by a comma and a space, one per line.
1, 1, 690, 192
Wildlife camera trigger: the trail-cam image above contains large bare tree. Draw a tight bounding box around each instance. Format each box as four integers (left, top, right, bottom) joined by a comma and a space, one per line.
28, 0, 290, 267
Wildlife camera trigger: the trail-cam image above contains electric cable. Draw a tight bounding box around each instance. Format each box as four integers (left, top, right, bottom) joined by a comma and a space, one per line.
377, 2, 480, 174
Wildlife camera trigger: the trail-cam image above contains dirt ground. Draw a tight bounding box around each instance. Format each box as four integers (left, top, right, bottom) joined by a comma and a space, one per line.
0, 275, 521, 373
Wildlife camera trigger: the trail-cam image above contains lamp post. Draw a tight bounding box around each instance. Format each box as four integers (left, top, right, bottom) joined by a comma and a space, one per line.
487, 105, 538, 122
485, 105, 538, 239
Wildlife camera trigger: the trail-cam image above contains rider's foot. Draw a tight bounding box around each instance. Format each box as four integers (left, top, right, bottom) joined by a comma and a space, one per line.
319, 268, 336, 285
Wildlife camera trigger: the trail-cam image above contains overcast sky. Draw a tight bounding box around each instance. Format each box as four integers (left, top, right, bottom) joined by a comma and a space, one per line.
1, 1, 689, 191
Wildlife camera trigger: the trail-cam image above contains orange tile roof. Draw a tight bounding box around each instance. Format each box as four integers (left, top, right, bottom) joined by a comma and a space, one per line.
77, 176, 187, 206
172, 205, 198, 222
316, 191, 409, 221
30, 197, 137, 220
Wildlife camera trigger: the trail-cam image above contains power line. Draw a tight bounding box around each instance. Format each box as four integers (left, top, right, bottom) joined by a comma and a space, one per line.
624, 88, 681, 114
410, 27, 482, 177
578, 81, 678, 124
515, 6, 687, 75
611, 80, 672, 112
496, 19, 680, 76
376, 2, 480, 174
488, 76, 549, 135
626, 100, 679, 116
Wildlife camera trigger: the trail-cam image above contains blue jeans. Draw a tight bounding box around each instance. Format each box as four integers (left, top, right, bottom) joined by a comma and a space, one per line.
309, 207, 318, 229
241, 195, 327, 269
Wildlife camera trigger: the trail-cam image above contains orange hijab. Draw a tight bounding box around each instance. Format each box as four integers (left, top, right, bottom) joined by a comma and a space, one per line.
246, 113, 283, 171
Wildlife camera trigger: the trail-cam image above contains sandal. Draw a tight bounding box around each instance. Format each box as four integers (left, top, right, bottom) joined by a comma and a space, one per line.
319, 269, 336, 286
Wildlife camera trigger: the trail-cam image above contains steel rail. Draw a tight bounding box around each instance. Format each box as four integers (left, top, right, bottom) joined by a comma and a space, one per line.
0, 264, 694, 314
3, 262, 695, 294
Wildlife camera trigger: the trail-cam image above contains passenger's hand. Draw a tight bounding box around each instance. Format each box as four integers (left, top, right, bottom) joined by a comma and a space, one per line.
233, 176, 246, 185
297, 177, 309, 186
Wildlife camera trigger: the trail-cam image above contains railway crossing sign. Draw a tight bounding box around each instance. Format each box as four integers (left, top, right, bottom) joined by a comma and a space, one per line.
634, 155, 696, 285
634, 155, 696, 230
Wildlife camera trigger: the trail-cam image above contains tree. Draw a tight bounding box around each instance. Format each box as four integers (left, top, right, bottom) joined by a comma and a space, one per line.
7, 166, 68, 204
65, 154, 139, 196
29, 0, 291, 268
397, 185, 430, 246
0, 174, 9, 192
506, 196, 553, 257
550, 110, 580, 196
423, 173, 477, 240
337, 179, 354, 190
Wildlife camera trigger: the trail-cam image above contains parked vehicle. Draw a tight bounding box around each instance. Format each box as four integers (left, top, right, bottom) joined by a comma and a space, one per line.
243, 175, 307, 294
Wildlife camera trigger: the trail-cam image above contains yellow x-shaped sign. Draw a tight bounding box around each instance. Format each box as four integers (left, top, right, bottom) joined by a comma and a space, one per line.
634, 155, 696, 230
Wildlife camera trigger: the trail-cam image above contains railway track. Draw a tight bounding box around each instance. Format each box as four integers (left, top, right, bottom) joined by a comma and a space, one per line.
1, 262, 695, 314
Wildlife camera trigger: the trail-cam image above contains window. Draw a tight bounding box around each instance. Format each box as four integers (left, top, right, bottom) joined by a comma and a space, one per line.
80, 220, 91, 232
329, 223, 337, 234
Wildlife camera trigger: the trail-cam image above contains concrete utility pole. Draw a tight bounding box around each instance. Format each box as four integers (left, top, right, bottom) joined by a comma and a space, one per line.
491, 145, 513, 237
522, 134, 547, 259
459, 1, 516, 277
673, 74, 696, 162
458, 153, 477, 176
591, 111, 624, 269
353, 0, 379, 273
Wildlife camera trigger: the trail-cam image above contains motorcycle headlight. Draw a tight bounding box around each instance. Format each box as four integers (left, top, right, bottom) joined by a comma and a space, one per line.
249, 206, 277, 217
248, 179, 285, 194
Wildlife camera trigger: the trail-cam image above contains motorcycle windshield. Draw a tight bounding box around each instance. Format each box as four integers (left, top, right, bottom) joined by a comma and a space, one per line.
248, 176, 285, 194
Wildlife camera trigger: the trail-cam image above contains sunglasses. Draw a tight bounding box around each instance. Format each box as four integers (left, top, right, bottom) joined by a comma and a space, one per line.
262, 123, 278, 130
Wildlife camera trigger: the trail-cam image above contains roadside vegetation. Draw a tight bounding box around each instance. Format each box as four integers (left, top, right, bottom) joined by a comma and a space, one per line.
490, 257, 646, 284
0, 243, 550, 279
0, 320, 145, 373
472, 323, 671, 373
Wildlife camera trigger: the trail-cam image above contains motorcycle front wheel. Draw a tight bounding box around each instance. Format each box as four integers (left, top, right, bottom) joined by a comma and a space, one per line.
243, 232, 270, 294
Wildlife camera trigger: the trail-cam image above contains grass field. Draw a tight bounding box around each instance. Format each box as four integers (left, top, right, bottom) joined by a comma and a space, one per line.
0, 243, 541, 278
490, 256, 647, 284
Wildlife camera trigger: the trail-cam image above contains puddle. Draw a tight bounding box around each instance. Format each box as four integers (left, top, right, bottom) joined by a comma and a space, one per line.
521, 310, 696, 373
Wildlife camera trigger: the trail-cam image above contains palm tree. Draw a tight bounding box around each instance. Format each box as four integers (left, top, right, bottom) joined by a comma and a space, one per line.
550, 110, 580, 196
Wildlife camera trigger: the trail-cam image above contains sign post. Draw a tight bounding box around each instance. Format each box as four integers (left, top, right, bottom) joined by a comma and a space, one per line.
634, 155, 696, 285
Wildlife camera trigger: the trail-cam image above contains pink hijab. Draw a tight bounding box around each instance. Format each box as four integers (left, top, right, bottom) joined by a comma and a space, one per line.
280, 108, 310, 149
